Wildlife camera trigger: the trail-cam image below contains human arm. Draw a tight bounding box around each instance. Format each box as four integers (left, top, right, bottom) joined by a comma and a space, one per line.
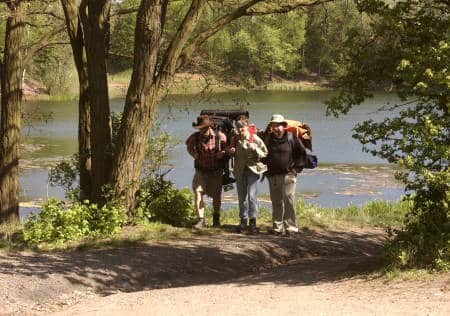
185, 133, 199, 160
251, 134, 268, 159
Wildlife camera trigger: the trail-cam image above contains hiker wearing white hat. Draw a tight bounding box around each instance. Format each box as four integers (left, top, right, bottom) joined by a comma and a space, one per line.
263, 114, 306, 236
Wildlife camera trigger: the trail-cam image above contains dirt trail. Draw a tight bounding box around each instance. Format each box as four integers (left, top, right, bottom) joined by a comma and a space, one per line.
0, 227, 448, 315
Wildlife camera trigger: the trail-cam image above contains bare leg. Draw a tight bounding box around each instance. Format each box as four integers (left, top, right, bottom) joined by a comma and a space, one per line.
194, 191, 205, 219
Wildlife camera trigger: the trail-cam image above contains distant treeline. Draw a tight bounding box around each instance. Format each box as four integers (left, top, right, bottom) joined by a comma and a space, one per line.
20, 0, 369, 94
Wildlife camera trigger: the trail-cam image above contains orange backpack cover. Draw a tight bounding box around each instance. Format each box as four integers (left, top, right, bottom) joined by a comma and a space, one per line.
284, 119, 312, 151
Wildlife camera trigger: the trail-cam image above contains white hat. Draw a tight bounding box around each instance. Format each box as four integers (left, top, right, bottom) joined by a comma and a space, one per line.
269, 114, 287, 126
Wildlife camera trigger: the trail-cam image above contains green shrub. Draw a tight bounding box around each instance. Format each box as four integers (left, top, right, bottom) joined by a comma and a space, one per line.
23, 198, 126, 244
384, 184, 450, 269
136, 176, 196, 227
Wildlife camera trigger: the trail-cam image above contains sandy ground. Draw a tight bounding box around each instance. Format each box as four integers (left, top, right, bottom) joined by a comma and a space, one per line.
0, 227, 448, 315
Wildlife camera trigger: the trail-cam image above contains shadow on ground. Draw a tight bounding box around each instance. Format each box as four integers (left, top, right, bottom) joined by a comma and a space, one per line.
0, 228, 386, 307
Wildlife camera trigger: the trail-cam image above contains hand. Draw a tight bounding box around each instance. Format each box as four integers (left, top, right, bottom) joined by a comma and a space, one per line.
227, 147, 236, 155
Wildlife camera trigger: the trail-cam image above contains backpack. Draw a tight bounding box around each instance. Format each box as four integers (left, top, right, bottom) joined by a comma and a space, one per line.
200, 109, 249, 139
284, 119, 313, 151
263, 131, 318, 173
286, 133, 318, 171
199, 109, 250, 190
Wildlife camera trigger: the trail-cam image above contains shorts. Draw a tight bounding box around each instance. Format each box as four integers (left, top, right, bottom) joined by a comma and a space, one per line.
192, 169, 222, 199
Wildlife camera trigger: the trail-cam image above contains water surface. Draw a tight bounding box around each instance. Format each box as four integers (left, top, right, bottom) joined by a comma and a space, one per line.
20, 91, 404, 210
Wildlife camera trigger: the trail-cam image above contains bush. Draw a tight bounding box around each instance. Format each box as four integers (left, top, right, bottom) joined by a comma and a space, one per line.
384, 184, 450, 269
23, 198, 126, 244
135, 176, 196, 227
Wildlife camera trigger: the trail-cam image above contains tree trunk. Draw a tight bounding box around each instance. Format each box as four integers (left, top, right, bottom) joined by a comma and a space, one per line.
112, 0, 206, 213
0, 1, 26, 223
112, 0, 165, 212
80, 0, 112, 204
77, 72, 92, 202
61, 0, 92, 202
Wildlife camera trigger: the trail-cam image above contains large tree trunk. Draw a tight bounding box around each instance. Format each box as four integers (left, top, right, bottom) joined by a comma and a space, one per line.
0, 1, 26, 223
61, 0, 92, 201
80, 0, 112, 204
112, 0, 206, 213
111, 0, 165, 212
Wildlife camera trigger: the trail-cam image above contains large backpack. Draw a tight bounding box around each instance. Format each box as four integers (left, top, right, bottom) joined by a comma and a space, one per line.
284, 119, 313, 151
200, 109, 249, 140
199, 109, 249, 190
263, 129, 317, 173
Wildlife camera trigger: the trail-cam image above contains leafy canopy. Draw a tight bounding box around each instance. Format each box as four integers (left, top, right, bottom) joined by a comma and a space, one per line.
327, 0, 449, 267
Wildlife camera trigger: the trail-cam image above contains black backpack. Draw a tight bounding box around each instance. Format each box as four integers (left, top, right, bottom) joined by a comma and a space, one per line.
199, 110, 250, 190
263, 131, 318, 173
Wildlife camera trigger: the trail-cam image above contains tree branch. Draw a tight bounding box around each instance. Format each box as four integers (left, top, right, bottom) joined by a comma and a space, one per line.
246, 0, 334, 15
111, 6, 139, 16
27, 10, 65, 21
158, 0, 208, 78
177, 0, 262, 68
23, 25, 66, 65
177, 0, 333, 69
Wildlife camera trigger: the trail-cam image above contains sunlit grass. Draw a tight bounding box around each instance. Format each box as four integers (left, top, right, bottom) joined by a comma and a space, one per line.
265, 81, 330, 91
383, 268, 438, 281
204, 198, 410, 231
295, 198, 411, 229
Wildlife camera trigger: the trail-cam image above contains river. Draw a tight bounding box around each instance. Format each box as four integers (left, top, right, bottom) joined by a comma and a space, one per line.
20, 90, 404, 213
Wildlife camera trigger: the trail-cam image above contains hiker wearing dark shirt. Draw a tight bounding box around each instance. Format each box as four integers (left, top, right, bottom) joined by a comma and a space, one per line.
263, 114, 306, 236
186, 115, 227, 229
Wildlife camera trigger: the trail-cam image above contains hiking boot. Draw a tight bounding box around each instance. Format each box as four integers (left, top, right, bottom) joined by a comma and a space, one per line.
213, 213, 221, 228
285, 229, 299, 238
193, 218, 206, 229
268, 228, 283, 236
237, 218, 248, 233
249, 218, 258, 234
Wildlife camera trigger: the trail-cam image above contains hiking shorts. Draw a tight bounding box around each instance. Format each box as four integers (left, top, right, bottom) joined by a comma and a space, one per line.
192, 169, 222, 199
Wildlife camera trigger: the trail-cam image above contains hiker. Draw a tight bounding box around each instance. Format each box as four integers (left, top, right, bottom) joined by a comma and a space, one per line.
186, 115, 227, 229
227, 119, 268, 233
263, 114, 307, 236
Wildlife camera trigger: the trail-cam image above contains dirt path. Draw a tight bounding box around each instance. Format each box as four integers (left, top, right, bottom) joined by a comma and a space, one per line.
0, 227, 448, 315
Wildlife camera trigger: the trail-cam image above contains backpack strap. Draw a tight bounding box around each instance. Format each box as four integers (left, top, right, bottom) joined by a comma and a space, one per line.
286, 131, 295, 153
215, 131, 220, 152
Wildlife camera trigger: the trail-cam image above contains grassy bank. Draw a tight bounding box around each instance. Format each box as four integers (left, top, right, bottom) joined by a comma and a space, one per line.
25, 71, 331, 101
210, 198, 409, 230
0, 198, 409, 252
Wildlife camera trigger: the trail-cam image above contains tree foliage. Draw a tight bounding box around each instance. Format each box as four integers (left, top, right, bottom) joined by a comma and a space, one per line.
327, 0, 449, 267
303, 0, 369, 77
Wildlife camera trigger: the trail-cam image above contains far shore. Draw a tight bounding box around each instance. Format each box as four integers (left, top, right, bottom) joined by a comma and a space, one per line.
23, 72, 331, 101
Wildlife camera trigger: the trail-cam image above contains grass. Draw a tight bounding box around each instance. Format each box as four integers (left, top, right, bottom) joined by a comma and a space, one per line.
0, 218, 25, 251
264, 81, 330, 92
24, 70, 331, 101
295, 199, 411, 229
383, 268, 438, 281
0, 198, 410, 252
204, 198, 410, 231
